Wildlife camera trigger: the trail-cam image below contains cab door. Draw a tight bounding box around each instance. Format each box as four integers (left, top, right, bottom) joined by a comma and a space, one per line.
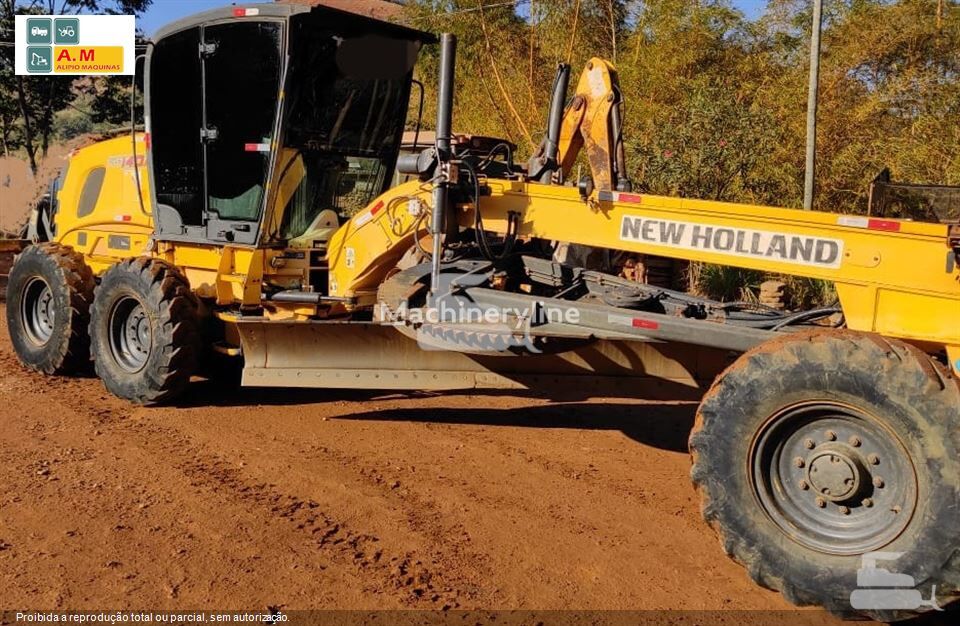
148, 26, 205, 240
200, 20, 283, 245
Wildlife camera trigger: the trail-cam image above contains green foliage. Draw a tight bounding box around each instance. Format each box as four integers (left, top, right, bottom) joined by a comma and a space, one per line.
689, 262, 765, 302
402, 0, 958, 304
52, 85, 121, 140
53, 105, 95, 140
82, 75, 142, 126
632, 80, 783, 202
782, 275, 837, 310
0, 0, 151, 170
403, 0, 959, 203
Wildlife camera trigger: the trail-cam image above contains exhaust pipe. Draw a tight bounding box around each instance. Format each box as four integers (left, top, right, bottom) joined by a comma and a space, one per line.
610, 84, 631, 192
429, 33, 457, 295
528, 63, 571, 183
541, 63, 571, 183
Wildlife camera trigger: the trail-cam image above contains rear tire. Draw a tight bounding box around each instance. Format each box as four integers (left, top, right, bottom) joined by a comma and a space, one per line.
5, 243, 94, 374
689, 330, 960, 621
89, 257, 200, 404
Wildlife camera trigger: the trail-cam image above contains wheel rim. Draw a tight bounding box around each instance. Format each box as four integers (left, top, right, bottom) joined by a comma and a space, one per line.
108, 295, 152, 373
750, 401, 917, 555
20, 277, 56, 346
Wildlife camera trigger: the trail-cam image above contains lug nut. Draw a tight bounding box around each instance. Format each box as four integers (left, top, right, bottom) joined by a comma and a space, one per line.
825, 430, 837, 441
815, 497, 826, 508
848, 436, 861, 447
794, 457, 805, 468
799, 480, 810, 491
839, 506, 851, 515
862, 498, 874, 508
873, 477, 885, 488
804, 438, 816, 450
867, 453, 880, 465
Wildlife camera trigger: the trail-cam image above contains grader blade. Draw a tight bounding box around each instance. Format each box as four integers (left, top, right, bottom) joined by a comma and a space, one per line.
235, 320, 730, 399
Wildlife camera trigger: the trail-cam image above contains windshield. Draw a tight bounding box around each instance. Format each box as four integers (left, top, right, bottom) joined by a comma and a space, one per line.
273, 20, 419, 240
275, 151, 388, 239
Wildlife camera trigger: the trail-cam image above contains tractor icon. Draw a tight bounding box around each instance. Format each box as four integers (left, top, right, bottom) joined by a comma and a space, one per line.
54, 18, 79, 44
849, 552, 943, 611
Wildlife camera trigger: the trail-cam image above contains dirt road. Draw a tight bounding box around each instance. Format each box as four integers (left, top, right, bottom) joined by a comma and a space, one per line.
0, 304, 841, 622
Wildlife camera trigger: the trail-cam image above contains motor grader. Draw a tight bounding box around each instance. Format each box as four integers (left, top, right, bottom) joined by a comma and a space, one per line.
3, 2, 958, 620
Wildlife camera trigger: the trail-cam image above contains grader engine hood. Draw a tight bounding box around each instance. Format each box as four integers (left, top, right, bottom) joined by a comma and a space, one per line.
145, 3, 433, 248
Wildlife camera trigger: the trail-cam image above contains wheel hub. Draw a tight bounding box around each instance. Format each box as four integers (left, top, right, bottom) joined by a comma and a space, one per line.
21, 277, 56, 346
108, 296, 152, 373
128, 309, 150, 351
751, 402, 917, 555
805, 443, 865, 502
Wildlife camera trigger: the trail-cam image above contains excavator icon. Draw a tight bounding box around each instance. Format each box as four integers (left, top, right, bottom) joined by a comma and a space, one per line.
850, 552, 943, 611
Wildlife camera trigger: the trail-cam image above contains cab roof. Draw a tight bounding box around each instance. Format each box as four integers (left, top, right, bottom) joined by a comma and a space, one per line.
152, 2, 436, 45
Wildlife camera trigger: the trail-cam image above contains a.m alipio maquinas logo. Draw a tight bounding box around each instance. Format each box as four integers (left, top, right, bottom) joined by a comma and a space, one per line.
15, 14, 134, 76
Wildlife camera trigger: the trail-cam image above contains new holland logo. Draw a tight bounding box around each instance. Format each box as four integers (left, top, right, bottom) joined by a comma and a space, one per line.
620, 215, 844, 269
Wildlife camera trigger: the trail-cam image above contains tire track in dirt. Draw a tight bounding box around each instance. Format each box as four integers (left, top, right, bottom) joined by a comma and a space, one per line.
0, 306, 846, 617
298, 440, 495, 603
9, 363, 479, 609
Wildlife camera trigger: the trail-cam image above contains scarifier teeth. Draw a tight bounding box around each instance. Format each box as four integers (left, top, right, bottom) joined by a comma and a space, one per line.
416, 323, 535, 353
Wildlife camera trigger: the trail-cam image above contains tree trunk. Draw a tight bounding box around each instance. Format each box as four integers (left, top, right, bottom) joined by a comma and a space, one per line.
15, 76, 38, 174
1, 115, 9, 157
40, 79, 57, 159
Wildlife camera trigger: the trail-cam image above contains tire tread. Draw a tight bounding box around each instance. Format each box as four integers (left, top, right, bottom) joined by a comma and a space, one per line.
6, 242, 94, 374
689, 329, 960, 620
90, 257, 200, 404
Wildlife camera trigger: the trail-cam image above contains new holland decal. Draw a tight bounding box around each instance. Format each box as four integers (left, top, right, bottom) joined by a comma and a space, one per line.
620, 216, 843, 269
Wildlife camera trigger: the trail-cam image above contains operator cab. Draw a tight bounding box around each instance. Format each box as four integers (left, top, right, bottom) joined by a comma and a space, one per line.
145, 3, 434, 246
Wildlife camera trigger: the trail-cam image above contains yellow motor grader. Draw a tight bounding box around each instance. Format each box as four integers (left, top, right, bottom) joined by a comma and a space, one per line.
3, 3, 959, 620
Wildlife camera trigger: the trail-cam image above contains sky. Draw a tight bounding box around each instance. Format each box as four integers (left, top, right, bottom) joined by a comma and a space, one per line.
139, 0, 233, 34
138, 0, 769, 37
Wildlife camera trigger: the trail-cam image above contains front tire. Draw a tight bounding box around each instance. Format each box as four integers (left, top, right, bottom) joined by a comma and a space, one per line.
5, 243, 95, 374
89, 257, 200, 404
690, 330, 960, 621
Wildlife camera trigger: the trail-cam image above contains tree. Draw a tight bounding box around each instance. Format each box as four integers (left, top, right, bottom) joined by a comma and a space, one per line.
399, 0, 959, 305
0, 23, 20, 157
0, 0, 152, 173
